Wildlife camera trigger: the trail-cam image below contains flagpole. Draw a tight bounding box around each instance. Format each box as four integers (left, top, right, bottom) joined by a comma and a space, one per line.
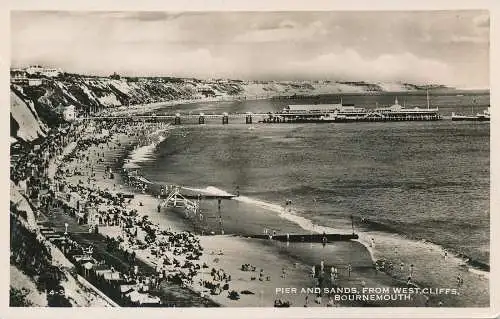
426, 89, 430, 110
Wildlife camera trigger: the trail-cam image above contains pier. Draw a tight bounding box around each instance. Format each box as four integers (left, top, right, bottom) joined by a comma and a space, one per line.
244, 233, 359, 242
152, 186, 359, 242
84, 112, 268, 125
83, 108, 445, 125
84, 94, 447, 124
83, 112, 444, 125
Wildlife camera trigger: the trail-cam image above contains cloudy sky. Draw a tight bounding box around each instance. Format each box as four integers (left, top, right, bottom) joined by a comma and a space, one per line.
11, 10, 489, 88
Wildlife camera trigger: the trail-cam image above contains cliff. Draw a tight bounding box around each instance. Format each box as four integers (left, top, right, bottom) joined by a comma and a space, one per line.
10, 88, 48, 144
10, 72, 449, 143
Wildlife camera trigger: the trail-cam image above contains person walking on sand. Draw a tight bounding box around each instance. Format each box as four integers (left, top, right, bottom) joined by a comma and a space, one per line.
327, 297, 334, 307
347, 263, 352, 277
315, 295, 322, 304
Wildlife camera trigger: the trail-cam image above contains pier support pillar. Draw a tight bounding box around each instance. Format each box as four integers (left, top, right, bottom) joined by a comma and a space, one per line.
245, 115, 253, 124
218, 199, 224, 234
174, 113, 181, 125
222, 113, 229, 125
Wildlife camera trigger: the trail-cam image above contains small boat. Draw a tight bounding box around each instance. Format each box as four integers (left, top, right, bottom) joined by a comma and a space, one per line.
451, 113, 479, 121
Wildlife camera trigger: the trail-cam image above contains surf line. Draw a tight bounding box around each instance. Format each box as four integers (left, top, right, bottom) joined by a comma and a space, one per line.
185, 186, 350, 236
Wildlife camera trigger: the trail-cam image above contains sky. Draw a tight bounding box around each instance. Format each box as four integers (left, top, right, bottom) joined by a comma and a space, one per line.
10, 10, 490, 88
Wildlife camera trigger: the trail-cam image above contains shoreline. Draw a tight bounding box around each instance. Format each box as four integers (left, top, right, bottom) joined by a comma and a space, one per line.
112, 118, 489, 307
47, 123, 220, 307
10, 99, 490, 307
63, 121, 399, 307
102, 94, 274, 117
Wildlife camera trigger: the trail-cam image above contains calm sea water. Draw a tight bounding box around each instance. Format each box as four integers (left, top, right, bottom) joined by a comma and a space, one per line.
137, 92, 490, 266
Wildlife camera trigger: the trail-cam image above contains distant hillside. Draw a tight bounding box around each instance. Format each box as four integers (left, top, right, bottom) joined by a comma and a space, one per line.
10, 70, 451, 142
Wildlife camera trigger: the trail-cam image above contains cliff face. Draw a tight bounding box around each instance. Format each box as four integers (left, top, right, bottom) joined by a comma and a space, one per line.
10, 72, 447, 143
10, 89, 48, 143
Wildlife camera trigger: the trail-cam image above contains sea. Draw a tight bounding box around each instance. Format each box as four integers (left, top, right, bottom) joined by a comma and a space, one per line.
124, 91, 490, 305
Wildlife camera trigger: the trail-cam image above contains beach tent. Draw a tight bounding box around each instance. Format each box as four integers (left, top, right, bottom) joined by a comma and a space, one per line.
83, 262, 94, 270
82, 261, 94, 277
69, 192, 84, 209
136, 176, 153, 184
76, 211, 86, 223
120, 285, 135, 294
103, 270, 121, 281
139, 294, 161, 305
18, 180, 27, 193
73, 255, 97, 264
126, 290, 142, 303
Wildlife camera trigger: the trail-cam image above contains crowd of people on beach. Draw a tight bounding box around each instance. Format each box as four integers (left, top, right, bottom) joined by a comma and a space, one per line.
8, 118, 366, 307
56, 120, 236, 301
11, 112, 469, 308
10, 116, 250, 306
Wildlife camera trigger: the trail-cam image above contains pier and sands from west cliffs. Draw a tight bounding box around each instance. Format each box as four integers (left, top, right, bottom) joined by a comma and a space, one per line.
10, 67, 489, 308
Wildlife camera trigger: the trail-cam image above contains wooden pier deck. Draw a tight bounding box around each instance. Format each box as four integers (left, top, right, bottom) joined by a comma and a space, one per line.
242, 233, 358, 242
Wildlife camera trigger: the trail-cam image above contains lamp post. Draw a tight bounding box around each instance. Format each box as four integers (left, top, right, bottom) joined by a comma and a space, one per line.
200, 267, 204, 297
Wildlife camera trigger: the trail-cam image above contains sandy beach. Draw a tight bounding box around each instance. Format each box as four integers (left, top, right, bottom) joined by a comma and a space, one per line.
9, 114, 490, 308
45, 118, 486, 308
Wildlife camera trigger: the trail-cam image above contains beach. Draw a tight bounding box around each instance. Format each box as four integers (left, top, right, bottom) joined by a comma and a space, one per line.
23, 114, 483, 308
7, 7, 494, 314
